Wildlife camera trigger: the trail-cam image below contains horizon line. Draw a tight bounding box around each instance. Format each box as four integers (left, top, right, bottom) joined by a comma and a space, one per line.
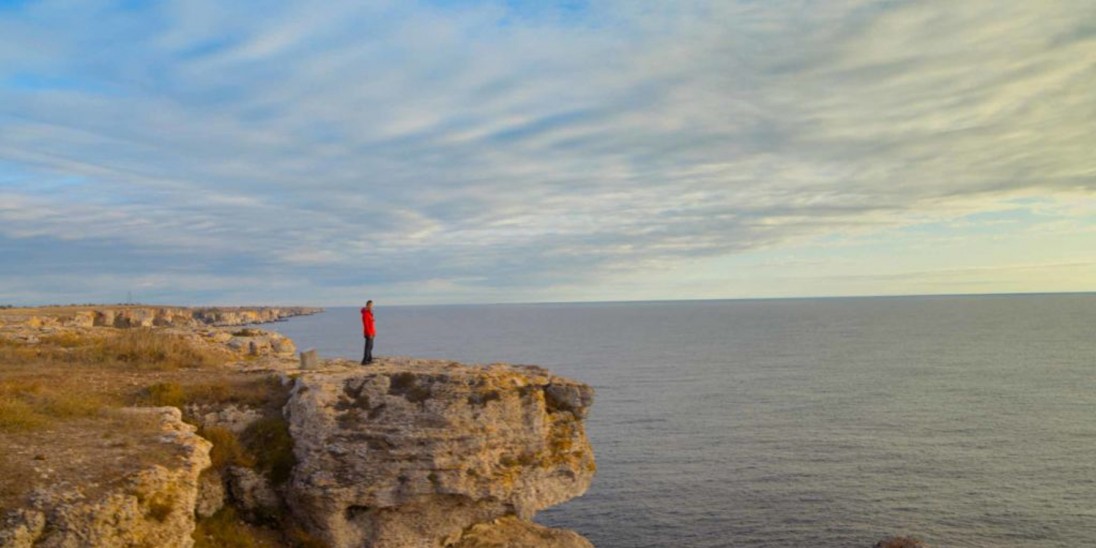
9, 289, 1093, 310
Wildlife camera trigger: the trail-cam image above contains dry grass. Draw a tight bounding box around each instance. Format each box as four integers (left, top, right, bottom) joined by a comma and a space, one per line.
0, 338, 39, 363
94, 329, 232, 369
136, 376, 288, 411
0, 395, 44, 430
1, 328, 233, 371
193, 507, 282, 548
0, 328, 244, 432
144, 381, 188, 408
1, 332, 187, 433
0, 377, 109, 432
0, 325, 314, 544
0, 451, 36, 512
0, 411, 181, 515
201, 425, 257, 471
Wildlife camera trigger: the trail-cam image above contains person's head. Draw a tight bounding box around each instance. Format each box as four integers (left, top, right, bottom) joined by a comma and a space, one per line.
366, 300, 373, 310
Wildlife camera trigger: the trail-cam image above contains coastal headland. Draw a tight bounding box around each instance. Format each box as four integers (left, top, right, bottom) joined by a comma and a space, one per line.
0, 305, 595, 547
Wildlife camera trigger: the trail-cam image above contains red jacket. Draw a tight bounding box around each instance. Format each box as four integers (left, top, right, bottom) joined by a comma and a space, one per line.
361, 307, 376, 337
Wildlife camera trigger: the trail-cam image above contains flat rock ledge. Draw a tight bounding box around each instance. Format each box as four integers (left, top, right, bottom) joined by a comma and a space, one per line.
0, 407, 212, 548
285, 358, 596, 548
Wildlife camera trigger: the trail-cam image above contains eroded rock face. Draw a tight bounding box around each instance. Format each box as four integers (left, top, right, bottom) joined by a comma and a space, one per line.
194, 471, 225, 519
285, 359, 595, 548
0, 407, 211, 548
225, 467, 280, 522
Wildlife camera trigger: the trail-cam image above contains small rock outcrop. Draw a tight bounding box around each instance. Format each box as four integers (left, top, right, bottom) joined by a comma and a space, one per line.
0, 407, 211, 548
285, 359, 595, 548
225, 331, 297, 357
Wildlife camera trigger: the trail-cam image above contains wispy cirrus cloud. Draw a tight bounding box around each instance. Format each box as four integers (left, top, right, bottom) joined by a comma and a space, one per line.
0, 0, 1093, 304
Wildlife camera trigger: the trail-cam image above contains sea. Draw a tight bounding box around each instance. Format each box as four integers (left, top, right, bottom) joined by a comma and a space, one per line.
267, 294, 1096, 547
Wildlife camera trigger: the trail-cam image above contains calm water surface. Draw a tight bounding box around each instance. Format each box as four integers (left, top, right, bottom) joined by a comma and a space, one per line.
270, 294, 1096, 547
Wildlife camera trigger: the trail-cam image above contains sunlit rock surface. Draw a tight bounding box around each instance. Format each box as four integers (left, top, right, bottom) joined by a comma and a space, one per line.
285, 358, 595, 548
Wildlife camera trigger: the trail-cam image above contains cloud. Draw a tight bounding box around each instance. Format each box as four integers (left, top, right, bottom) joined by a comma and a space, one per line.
0, 0, 1093, 304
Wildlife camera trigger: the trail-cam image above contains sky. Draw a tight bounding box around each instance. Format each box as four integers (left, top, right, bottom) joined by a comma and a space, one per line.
0, 0, 1093, 306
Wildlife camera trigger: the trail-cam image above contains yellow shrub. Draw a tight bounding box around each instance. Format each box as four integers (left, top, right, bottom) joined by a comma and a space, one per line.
0, 395, 45, 431
200, 426, 256, 471
193, 507, 265, 548
145, 382, 187, 408
40, 391, 104, 418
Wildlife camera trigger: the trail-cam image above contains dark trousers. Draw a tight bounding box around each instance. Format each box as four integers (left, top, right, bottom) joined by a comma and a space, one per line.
362, 336, 374, 364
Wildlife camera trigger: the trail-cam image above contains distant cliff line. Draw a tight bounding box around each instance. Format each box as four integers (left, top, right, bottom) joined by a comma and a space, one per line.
0, 305, 322, 329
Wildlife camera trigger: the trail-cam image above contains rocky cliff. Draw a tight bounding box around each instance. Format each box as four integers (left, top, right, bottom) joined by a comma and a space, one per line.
285, 359, 595, 547
0, 314, 595, 547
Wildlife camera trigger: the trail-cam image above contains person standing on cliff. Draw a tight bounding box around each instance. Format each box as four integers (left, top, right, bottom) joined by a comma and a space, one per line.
361, 300, 376, 365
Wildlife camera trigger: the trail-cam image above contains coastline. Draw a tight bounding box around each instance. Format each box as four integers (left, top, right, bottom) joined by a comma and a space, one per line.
0, 305, 594, 547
